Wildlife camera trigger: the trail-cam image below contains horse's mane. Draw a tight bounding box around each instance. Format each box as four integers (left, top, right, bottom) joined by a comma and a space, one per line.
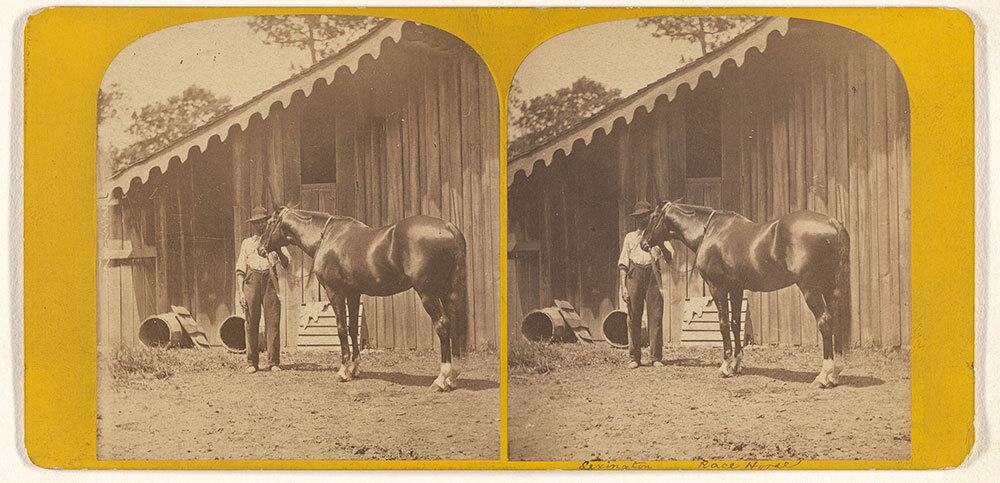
670, 203, 746, 221
281, 207, 364, 225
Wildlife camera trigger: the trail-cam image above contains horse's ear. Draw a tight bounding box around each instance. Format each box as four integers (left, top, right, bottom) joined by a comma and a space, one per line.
671, 196, 685, 204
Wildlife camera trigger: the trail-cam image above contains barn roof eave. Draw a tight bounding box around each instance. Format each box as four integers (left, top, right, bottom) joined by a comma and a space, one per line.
102, 19, 411, 199
506, 16, 791, 187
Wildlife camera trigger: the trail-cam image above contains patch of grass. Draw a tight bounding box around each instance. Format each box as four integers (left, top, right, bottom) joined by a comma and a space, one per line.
178, 348, 245, 372
508, 336, 564, 374
108, 344, 179, 384
508, 328, 633, 375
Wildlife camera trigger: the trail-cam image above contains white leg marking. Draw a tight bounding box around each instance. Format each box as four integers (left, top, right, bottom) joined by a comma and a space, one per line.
337, 363, 352, 382
813, 358, 836, 388
444, 360, 460, 389
430, 362, 449, 392
719, 357, 734, 378
831, 357, 844, 385
732, 354, 743, 374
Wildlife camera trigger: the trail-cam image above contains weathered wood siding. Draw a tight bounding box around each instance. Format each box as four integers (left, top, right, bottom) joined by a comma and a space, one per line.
99, 151, 236, 347
100, 31, 500, 351
508, 20, 910, 348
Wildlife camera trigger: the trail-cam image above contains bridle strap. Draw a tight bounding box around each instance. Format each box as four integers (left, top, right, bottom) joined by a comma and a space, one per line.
269, 207, 288, 241
320, 215, 333, 240
704, 210, 717, 234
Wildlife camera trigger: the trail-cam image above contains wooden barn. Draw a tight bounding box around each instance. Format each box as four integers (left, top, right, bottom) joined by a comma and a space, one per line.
507, 17, 910, 348
99, 19, 502, 351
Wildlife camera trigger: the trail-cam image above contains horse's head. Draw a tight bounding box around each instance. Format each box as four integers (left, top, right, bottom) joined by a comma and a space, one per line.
257, 206, 290, 257
640, 198, 684, 252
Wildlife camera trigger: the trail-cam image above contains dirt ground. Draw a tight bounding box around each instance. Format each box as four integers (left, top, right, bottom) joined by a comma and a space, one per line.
508, 343, 910, 461
98, 348, 500, 461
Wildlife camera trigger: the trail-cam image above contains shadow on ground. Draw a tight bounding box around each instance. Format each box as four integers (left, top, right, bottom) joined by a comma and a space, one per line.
742, 366, 885, 387
365, 371, 500, 391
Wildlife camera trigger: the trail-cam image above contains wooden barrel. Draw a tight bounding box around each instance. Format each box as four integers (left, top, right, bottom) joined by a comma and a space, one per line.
521, 307, 575, 342
601, 310, 648, 349
217, 315, 266, 353
138, 313, 192, 348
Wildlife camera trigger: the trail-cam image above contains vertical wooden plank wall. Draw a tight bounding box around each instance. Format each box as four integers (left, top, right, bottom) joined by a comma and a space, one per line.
100, 34, 502, 351
287, 44, 499, 351
714, 28, 910, 347
506, 24, 911, 350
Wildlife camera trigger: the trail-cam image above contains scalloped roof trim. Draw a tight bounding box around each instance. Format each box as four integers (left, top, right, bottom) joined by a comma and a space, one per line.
507, 17, 790, 187
102, 19, 408, 198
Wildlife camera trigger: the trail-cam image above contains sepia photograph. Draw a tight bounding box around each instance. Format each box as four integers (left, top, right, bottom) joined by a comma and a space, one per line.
96, 15, 501, 460
507, 16, 911, 461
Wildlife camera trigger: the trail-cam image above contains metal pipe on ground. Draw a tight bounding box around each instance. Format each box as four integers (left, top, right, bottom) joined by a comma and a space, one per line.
218, 315, 266, 353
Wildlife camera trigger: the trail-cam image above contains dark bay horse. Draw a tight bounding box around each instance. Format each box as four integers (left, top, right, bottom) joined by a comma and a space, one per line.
640, 201, 851, 388
258, 207, 468, 391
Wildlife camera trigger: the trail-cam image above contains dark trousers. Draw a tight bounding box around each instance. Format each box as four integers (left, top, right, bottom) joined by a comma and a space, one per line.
626, 262, 664, 363
244, 269, 281, 367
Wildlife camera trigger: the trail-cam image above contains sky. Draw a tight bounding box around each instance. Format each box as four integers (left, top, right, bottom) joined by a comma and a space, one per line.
514, 18, 702, 102
98, 15, 750, 160
98, 16, 369, 156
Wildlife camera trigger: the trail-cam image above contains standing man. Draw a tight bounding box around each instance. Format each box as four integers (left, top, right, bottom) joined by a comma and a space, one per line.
618, 200, 672, 369
236, 207, 290, 374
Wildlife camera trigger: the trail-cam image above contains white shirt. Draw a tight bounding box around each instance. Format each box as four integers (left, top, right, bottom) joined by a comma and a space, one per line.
618, 230, 671, 268
235, 235, 290, 275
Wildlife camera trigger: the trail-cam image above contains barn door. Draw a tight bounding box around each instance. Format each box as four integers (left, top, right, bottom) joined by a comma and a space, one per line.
99, 196, 158, 347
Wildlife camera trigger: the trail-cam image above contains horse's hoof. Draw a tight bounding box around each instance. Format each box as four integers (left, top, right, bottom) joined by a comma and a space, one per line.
812, 372, 834, 388
718, 360, 734, 378
337, 366, 353, 382
445, 373, 460, 390
732, 357, 743, 375
430, 376, 450, 392
350, 361, 362, 378
829, 366, 843, 386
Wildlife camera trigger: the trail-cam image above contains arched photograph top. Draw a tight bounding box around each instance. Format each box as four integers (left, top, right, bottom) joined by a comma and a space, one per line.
506, 16, 911, 462
97, 15, 501, 461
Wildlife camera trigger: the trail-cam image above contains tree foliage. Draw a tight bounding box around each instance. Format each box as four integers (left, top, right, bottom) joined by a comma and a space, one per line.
112, 85, 232, 170
97, 83, 124, 124
247, 15, 379, 68
507, 76, 622, 156
637, 16, 765, 56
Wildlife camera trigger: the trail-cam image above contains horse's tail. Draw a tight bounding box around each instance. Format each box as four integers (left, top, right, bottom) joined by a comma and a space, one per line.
832, 218, 852, 355
446, 224, 469, 358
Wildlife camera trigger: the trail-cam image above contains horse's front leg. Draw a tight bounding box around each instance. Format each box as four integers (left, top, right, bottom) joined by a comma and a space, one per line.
709, 284, 734, 377
327, 289, 353, 382
346, 293, 362, 378
728, 289, 745, 374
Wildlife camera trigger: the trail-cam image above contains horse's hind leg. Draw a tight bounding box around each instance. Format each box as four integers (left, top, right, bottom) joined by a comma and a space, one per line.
802, 287, 836, 388
346, 293, 362, 378
441, 291, 463, 389
418, 291, 452, 392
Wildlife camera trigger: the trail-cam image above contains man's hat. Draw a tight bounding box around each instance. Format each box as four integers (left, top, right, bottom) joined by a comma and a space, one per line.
630, 200, 654, 217
247, 207, 269, 223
